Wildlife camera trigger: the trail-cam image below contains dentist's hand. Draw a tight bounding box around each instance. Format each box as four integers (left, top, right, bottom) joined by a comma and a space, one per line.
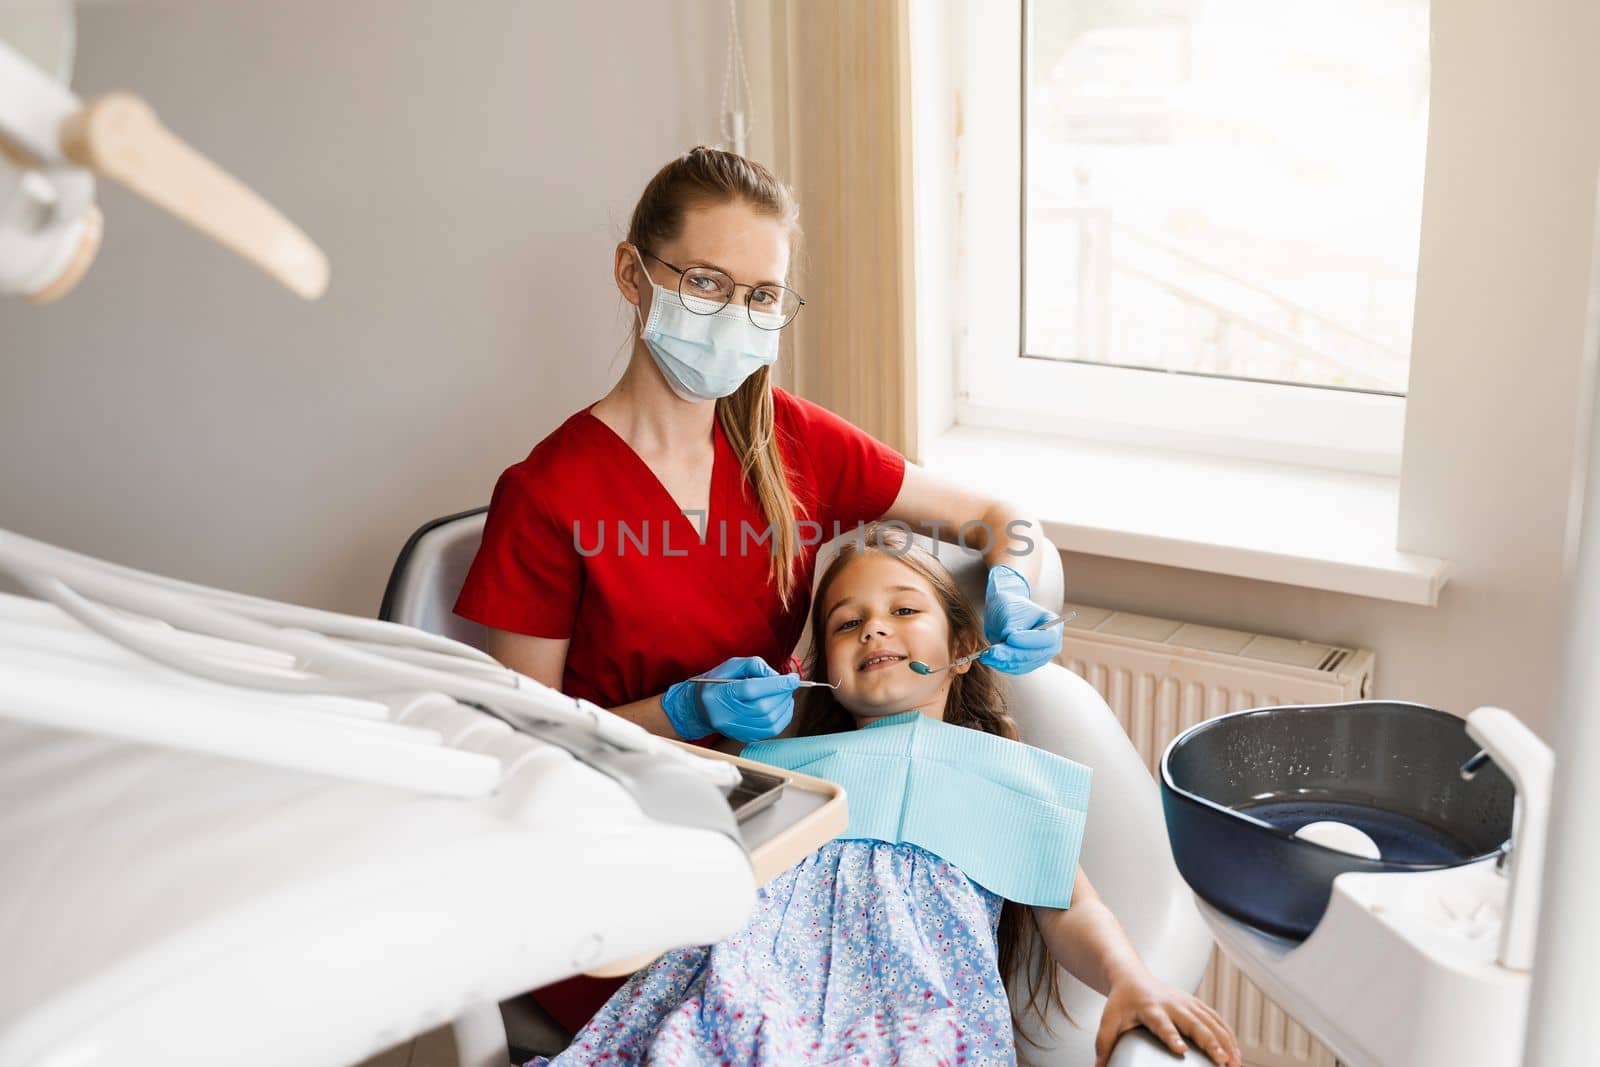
662, 656, 801, 742
980, 564, 1063, 674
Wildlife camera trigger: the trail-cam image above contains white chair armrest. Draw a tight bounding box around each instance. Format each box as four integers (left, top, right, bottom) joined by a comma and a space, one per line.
1106, 1029, 1220, 1067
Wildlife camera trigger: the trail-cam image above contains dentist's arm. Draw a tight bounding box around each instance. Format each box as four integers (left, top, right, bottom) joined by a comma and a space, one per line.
485, 628, 677, 736
485, 630, 797, 742
881, 462, 1043, 587
882, 463, 1060, 674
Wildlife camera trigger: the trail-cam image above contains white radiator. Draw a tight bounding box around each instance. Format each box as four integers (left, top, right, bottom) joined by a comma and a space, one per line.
1060, 602, 1375, 1067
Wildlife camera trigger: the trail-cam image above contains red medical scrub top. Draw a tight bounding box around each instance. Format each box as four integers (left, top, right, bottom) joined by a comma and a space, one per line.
452, 386, 905, 1033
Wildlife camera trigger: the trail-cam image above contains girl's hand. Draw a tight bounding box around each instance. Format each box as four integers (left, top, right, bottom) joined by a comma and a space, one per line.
1094, 969, 1241, 1067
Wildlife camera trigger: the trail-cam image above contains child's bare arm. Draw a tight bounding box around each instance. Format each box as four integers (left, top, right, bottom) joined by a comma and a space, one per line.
1032, 871, 1240, 1067
1031, 871, 1142, 995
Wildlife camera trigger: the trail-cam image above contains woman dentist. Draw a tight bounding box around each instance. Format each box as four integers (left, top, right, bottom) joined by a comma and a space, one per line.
458, 145, 1056, 747
454, 145, 1060, 1032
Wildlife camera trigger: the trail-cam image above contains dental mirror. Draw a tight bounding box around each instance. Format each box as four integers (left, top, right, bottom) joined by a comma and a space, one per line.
908, 611, 1074, 675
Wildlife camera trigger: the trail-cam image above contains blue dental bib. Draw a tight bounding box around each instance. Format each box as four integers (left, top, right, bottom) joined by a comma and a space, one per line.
744, 711, 1091, 908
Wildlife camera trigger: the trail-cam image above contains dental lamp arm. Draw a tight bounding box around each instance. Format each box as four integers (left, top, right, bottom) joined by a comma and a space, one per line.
59, 92, 327, 298
0, 36, 326, 301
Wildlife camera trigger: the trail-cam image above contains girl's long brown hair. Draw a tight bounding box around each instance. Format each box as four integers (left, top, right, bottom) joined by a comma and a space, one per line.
794, 523, 1069, 1043
626, 146, 805, 607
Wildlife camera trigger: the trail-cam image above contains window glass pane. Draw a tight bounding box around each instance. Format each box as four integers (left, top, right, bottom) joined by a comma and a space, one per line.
1024, 0, 1428, 394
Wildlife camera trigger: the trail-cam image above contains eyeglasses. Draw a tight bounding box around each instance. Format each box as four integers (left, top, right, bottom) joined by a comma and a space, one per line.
640, 250, 805, 330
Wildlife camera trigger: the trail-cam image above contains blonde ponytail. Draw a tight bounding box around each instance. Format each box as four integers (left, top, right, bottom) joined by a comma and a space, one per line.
626, 146, 805, 604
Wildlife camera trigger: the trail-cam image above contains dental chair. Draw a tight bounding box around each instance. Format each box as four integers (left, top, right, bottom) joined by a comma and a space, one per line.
382, 511, 1215, 1067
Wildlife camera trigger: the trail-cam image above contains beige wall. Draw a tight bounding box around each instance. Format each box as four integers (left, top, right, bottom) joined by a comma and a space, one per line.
1, 0, 726, 612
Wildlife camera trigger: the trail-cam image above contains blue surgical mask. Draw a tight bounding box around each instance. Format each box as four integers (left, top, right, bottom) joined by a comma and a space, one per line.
632, 250, 781, 401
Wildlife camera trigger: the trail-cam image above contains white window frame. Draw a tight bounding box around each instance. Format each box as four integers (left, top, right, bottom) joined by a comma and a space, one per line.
953, 1, 1410, 477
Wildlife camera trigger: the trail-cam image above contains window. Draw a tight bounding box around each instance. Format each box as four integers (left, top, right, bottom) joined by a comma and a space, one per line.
954, 1, 1431, 474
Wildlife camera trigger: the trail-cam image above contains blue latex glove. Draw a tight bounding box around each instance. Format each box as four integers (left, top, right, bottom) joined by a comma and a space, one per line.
980, 564, 1062, 675
662, 656, 801, 742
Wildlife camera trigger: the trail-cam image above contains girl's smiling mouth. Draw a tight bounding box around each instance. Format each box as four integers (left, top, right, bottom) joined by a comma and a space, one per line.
857, 651, 908, 672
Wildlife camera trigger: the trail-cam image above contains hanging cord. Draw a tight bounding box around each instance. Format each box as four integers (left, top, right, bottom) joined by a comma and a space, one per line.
720, 0, 753, 156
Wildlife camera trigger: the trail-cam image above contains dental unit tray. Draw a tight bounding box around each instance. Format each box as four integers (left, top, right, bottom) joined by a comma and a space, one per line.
1160, 701, 1551, 1067
726, 765, 788, 822
0, 530, 846, 1067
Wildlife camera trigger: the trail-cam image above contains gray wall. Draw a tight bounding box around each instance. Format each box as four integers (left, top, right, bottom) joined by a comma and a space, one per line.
1, 0, 725, 611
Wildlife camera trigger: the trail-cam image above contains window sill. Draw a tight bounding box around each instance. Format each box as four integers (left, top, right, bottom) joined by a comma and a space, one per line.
923, 426, 1450, 606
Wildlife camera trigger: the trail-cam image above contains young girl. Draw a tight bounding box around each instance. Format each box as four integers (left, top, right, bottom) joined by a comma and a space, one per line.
533, 525, 1240, 1067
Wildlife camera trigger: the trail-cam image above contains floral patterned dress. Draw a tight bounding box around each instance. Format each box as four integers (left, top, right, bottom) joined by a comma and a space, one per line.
529, 839, 1017, 1066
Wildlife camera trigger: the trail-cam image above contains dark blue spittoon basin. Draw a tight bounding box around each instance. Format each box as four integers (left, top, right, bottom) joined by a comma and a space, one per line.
1159, 701, 1516, 941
